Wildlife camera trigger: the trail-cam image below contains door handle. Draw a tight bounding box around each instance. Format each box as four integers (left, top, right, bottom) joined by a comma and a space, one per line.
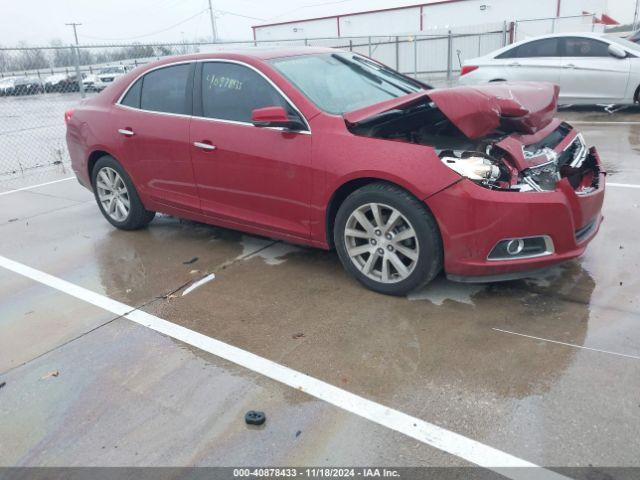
508, 62, 521, 67
193, 141, 216, 151
563, 63, 576, 69
118, 128, 134, 137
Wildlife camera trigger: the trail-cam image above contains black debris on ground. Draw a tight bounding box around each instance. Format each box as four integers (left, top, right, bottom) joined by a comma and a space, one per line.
245, 410, 266, 426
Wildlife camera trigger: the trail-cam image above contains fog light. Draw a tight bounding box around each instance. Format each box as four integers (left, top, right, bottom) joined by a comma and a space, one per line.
505, 239, 524, 255
488, 236, 554, 261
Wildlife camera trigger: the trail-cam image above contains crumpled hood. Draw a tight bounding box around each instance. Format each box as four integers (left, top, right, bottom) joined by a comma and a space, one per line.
344, 82, 559, 140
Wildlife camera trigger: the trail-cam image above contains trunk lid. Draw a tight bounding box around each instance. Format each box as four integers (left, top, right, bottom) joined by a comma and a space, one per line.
344, 82, 559, 140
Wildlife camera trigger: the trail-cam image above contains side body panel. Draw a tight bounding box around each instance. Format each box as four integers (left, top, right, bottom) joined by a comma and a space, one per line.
559, 56, 630, 103
190, 117, 313, 240
112, 106, 199, 212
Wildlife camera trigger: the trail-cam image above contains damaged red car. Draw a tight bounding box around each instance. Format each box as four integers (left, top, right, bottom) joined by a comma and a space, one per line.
65, 48, 605, 295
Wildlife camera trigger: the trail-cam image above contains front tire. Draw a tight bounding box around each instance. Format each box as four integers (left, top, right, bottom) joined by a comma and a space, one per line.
334, 182, 443, 296
91, 156, 155, 230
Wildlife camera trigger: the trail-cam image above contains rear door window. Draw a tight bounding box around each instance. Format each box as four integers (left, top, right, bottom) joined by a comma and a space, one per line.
199, 61, 302, 124
139, 64, 191, 115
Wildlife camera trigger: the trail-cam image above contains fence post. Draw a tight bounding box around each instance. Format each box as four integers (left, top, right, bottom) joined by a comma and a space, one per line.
414, 36, 418, 78
71, 45, 85, 98
395, 36, 400, 71
304, 38, 308, 46
551, 17, 556, 33
446, 30, 452, 82
502, 20, 507, 47
368, 36, 372, 57
349, 39, 353, 51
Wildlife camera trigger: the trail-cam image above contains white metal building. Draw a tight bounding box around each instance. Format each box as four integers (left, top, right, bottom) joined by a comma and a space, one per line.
252, 0, 620, 41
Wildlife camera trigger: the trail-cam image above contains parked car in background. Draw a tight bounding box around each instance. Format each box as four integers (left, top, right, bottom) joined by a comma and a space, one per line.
0, 77, 16, 96
83, 73, 101, 92
459, 33, 640, 105
44, 73, 71, 92
90, 65, 131, 91
65, 49, 604, 295
44, 72, 86, 93
13, 76, 44, 95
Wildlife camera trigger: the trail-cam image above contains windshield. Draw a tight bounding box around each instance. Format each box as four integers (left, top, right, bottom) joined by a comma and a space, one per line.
269, 53, 425, 114
99, 67, 124, 74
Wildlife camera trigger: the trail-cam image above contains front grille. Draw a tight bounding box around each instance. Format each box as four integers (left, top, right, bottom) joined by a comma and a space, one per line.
558, 134, 587, 169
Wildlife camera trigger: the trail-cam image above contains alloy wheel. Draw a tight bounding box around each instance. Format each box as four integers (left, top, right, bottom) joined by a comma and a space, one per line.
95, 167, 130, 222
344, 203, 419, 284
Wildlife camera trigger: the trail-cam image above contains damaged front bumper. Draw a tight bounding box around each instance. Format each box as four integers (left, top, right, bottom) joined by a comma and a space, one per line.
426, 150, 605, 282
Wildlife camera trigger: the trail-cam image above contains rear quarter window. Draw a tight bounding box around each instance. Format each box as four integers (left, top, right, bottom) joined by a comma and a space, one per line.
120, 78, 141, 108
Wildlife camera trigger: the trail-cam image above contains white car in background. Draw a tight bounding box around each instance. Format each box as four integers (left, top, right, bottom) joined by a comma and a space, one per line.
85, 65, 131, 91
459, 33, 640, 105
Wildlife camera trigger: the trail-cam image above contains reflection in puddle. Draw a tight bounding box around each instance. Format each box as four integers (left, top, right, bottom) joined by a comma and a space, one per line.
238, 235, 303, 266
407, 276, 484, 305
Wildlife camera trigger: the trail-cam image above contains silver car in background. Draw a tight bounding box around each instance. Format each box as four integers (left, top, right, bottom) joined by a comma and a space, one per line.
459, 33, 640, 105
87, 65, 131, 91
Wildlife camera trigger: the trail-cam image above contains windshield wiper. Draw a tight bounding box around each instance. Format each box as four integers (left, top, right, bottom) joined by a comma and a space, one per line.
349, 55, 426, 92
332, 54, 413, 95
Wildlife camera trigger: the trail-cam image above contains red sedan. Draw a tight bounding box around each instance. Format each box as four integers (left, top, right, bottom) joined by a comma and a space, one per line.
65, 48, 604, 295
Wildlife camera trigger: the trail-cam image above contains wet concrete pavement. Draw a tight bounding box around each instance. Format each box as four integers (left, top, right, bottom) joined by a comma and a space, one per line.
1, 109, 639, 469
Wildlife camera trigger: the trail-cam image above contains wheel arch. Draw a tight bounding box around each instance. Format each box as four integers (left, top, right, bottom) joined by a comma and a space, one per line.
325, 176, 438, 249
87, 150, 113, 185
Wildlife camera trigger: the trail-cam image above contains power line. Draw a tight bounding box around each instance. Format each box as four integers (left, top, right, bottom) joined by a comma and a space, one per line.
81, 9, 209, 41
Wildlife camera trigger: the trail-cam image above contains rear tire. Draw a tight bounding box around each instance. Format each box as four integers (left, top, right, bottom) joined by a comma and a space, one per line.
91, 155, 155, 230
334, 182, 443, 296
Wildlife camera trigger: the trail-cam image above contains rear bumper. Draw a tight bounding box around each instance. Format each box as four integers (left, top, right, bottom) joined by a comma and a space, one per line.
427, 172, 605, 280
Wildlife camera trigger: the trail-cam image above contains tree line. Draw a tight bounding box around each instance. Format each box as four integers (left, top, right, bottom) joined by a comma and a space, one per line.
0, 39, 202, 74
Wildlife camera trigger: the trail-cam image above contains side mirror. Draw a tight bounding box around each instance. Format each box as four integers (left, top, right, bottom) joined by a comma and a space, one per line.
251, 106, 304, 131
608, 44, 627, 59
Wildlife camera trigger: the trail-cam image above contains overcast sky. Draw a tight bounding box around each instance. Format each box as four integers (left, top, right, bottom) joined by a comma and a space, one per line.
1, 0, 638, 46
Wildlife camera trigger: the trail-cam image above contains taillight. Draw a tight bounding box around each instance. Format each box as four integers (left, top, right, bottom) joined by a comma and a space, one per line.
460, 65, 479, 76
64, 109, 74, 124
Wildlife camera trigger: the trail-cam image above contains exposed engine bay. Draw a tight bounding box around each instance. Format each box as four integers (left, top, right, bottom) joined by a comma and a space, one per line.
347, 99, 602, 195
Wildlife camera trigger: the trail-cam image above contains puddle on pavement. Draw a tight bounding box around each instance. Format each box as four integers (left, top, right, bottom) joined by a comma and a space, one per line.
408, 276, 485, 305
238, 235, 304, 265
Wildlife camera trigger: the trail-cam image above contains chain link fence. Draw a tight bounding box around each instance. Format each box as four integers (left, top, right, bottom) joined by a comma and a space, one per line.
0, 15, 599, 189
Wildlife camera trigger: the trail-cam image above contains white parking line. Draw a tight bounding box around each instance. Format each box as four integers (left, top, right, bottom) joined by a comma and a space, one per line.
0, 177, 75, 197
0, 254, 567, 480
493, 329, 640, 361
608, 182, 640, 190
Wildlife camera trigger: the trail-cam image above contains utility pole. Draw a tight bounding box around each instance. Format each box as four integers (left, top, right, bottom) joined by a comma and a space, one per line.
207, 0, 218, 42
634, 0, 640, 32
65, 22, 85, 98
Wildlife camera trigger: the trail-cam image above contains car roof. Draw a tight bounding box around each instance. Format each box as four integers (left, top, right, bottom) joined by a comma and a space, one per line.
149, 46, 339, 65
523, 32, 607, 40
